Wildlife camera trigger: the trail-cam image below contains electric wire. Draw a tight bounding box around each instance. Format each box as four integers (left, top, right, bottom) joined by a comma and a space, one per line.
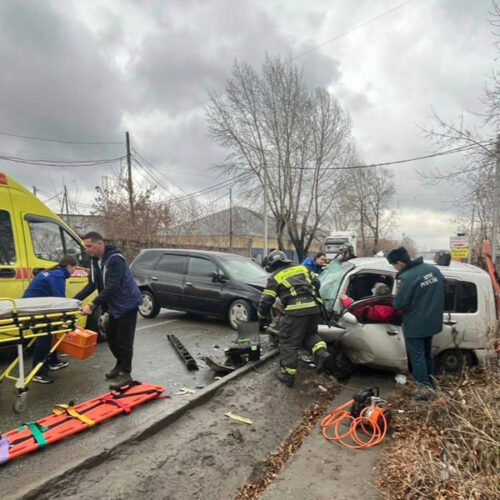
132, 148, 190, 195
133, 1, 414, 135
0, 130, 123, 145
0, 153, 126, 167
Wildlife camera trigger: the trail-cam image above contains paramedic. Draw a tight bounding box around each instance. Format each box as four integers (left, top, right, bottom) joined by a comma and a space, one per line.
301, 252, 327, 274
77, 232, 142, 390
23, 255, 78, 384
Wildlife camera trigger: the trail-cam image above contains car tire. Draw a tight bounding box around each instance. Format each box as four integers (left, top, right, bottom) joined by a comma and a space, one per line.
227, 299, 256, 330
139, 290, 160, 319
326, 344, 356, 380
435, 349, 473, 373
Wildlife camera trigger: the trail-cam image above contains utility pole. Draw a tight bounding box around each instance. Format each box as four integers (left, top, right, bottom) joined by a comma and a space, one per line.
468, 203, 475, 264
125, 131, 134, 216
492, 133, 500, 265
263, 163, 268, 257
63, 185, 70, 225
229, 187, 233, 251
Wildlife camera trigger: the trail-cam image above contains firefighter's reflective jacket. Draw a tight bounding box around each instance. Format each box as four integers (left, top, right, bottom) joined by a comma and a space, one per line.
258, 264, 321, 317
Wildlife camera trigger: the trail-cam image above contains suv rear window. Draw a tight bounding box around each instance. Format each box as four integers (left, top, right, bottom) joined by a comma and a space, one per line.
156, 254, 187, 274
444, 280, 478, 313
133, 251, 161, 269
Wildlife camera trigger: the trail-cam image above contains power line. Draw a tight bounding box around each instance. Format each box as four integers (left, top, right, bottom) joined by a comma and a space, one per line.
229, 142, 495, 172
292, 0, 414, 61
0, 153, 126, 167
133, 2, 413, 136
131, 156, 176, 198
132, 148, 190, 195
0, 130, 123, 145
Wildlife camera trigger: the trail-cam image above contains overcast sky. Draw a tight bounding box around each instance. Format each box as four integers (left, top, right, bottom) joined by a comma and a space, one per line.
0, 0, 496, 250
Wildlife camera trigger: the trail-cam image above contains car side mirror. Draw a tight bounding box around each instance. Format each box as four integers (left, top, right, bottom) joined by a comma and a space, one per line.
212, 271, 228, 283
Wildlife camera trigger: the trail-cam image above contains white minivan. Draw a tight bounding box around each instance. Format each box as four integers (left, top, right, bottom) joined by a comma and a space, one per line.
318, 257, 497, 375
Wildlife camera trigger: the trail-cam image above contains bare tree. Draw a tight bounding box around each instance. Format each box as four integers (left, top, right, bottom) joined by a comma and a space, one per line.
92, 178, 170, 260
419, 2, 500, 254
206, 55, 355, 260
341, 166, 397, 255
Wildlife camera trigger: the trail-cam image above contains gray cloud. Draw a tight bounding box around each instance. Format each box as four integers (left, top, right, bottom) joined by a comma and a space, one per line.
0, 0, 496, 249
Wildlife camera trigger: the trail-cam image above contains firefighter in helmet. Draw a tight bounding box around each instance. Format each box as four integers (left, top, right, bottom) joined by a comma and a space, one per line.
258, 250, 331, 387
337, 243, 356, 262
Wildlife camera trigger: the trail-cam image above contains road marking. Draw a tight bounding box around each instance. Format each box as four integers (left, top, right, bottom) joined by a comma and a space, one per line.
137, 319, 177, 331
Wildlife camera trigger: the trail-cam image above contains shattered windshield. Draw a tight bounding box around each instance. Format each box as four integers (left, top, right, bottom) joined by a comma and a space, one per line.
319, 260, 354, 312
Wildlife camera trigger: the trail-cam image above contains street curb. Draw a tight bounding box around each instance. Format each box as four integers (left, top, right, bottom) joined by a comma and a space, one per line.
17, 349, 279, 500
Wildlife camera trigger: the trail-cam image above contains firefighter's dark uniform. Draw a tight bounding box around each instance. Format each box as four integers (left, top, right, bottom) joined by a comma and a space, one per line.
258, 263, 328, 381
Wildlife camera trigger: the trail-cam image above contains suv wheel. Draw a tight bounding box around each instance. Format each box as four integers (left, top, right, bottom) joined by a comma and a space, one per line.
436, 349, 473, 373
228, 299, 255, 330
139, 290, 160, 318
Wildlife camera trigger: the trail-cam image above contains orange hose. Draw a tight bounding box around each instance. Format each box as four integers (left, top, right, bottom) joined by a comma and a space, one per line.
321, 401, 388, 449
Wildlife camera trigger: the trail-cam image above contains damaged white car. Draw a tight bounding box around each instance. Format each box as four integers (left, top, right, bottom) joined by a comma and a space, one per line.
318, 257, 496, 377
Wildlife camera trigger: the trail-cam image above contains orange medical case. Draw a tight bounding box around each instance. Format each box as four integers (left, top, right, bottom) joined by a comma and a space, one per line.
56, 327, 97, 360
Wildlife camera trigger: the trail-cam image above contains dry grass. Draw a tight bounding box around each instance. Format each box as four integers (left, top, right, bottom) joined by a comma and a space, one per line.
377, 367, 500, 499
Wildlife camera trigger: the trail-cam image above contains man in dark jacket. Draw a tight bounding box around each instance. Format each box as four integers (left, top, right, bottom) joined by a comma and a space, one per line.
258, 250, 331, 387
76, 232, 143, 389
387, 247, 444, 397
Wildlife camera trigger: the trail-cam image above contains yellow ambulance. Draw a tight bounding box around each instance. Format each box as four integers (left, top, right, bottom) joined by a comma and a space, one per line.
0, 171, 90, 300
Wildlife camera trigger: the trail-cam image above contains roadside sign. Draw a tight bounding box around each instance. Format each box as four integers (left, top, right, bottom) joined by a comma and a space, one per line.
450, 235, 469, 249
451, 248, 469, 260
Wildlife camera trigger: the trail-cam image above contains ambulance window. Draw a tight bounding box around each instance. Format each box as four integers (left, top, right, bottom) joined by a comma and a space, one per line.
28, 219, 64, 262
62, 230, 87, 266
0, 210, 16, 265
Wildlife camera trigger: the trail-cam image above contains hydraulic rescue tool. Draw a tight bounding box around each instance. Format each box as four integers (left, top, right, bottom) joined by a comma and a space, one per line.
321, 387, 391, 449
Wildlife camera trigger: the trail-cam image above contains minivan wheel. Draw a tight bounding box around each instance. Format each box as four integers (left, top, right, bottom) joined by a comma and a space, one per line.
139, 290, 160, 318
436, 349, 473, 373
228, 299, 255, 330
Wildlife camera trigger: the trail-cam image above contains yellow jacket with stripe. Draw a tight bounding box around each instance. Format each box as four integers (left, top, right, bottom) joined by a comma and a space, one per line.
258, 263, 321, 317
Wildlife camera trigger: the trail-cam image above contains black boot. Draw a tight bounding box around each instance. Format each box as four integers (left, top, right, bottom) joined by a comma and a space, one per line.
275, 369, 295, 387
314, 348, 332, 374
109, 373, 132, 390
105, 364, 121, 379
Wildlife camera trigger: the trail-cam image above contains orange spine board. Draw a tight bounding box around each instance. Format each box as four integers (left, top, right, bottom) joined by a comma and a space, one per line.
1, 382, 166, 463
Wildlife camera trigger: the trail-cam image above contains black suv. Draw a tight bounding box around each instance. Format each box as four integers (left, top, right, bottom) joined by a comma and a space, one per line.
130, 249, 269, 329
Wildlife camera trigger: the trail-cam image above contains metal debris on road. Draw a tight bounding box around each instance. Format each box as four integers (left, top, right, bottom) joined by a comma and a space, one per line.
175, 387, 196, 395
225, 412, 254, 425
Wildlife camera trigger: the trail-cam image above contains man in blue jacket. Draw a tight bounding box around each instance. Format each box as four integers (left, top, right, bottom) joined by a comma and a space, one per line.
387, 247, 444, 399
76, 232, 143, 389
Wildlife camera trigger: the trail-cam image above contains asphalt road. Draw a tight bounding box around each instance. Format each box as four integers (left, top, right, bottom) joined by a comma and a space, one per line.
0, 309, 260, 431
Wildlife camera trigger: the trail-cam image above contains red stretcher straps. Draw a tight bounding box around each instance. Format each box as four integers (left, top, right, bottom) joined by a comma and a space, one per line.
99, 394, 132, 414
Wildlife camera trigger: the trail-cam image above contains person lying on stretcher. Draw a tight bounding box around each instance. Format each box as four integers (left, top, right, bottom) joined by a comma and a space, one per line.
340, 283, 402, 323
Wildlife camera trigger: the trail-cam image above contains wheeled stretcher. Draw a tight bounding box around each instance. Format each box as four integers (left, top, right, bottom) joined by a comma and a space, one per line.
0, 297, 82, 413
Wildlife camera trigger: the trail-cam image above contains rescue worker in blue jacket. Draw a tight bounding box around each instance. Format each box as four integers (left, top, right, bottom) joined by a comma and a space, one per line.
301, 252, 327, 275
387, 246, 444, 399
23, 255, 78, 384
258, 250, 331, 387
76, 232, 143, 389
